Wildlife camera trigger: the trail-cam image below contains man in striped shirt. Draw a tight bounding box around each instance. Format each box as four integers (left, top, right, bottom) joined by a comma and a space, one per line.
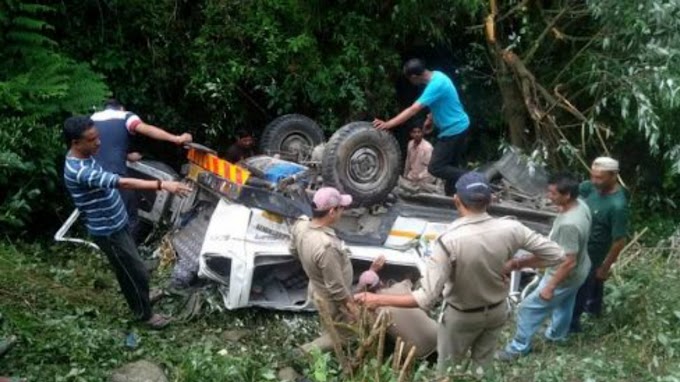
63, 115, 191, 329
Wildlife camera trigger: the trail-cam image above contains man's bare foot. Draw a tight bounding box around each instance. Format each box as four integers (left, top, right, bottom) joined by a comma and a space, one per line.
145, 314, 172, 330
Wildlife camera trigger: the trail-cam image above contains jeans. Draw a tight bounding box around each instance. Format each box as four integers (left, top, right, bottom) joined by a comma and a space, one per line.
93, 228, 152, 321
505, 276, 580, 354
571, 268, 604, 329
428, 130, 469, 195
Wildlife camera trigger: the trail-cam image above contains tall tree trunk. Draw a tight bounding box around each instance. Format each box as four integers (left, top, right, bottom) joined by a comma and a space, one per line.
484, 10, 530, 149
496, 60, 529, 148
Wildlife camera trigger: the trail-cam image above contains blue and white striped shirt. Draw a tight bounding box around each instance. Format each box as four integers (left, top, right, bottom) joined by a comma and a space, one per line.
64, 154, 128, 236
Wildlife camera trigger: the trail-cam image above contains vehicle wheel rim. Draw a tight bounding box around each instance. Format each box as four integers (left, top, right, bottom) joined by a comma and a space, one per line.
281, 133, 310, 155
348, 146, 382, 186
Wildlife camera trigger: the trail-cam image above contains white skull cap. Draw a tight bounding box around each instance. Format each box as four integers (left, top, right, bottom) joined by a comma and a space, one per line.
592, 157, 619, 172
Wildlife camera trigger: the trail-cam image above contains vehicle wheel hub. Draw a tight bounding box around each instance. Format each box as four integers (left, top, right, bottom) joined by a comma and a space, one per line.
348, 147, 381, 183
281, 133, 311, 154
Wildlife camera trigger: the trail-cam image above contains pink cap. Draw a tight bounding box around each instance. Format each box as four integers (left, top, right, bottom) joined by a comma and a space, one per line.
313, 187, 353, 211
357, 270, 380, 290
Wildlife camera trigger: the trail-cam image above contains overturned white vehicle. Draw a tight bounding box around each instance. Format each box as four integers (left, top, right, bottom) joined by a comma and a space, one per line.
56, 114, 556, 311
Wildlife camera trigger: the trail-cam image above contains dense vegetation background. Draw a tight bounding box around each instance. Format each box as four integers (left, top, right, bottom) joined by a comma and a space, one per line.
1, 0, 679, 234
1, 1, 680, 380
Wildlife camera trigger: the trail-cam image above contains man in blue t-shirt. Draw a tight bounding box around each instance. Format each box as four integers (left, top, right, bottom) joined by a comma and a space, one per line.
374, 58, 470, 195
62, 115, 192, 329
92, 99, 193, 241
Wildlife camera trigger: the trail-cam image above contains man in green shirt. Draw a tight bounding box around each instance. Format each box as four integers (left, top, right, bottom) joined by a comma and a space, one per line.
571, 157, 629, 332
499, 172, 592, 360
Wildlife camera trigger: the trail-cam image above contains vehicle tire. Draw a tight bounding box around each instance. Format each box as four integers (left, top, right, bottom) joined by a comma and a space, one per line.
322, 122, 401, 206
260, 114, 325, 159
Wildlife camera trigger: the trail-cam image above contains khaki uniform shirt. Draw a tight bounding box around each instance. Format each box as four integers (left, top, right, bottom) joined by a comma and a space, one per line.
412, 213, 565, 311
290, 219, 353, 319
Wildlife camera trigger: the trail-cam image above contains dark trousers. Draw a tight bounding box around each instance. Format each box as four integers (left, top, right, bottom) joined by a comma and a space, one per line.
571, 268, 604, 329
93, 229, 152, 321
428, 130, 469, 195
119, 189, 141, 243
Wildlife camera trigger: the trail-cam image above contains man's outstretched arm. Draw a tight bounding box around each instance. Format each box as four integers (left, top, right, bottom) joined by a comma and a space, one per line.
136, 122, 192, 145
373, 102, 425, 130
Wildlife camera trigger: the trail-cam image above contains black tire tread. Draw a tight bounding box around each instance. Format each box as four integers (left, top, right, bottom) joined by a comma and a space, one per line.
260, 114, 324, 155
322, 122, 401, 206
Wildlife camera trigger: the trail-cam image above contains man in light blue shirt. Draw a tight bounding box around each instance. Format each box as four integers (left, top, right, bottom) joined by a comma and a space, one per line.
374, 58, 470, 195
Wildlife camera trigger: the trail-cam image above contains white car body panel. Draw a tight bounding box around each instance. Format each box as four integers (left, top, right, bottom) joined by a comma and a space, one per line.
197, 199, 454, 310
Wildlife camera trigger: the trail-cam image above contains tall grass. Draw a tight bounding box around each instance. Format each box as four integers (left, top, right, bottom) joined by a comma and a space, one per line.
0, 238, 678, 381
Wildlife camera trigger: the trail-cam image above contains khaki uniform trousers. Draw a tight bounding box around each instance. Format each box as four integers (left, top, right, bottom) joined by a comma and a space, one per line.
437, 301, 509, 375
301, 292, 352, 353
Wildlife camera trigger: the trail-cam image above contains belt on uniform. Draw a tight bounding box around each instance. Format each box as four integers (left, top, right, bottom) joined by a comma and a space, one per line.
446, 300, 504, 313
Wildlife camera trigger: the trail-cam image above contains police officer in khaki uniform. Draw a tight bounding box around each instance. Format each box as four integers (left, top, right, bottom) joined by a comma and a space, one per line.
290, 187, 357, 353
355, 172, 565, 374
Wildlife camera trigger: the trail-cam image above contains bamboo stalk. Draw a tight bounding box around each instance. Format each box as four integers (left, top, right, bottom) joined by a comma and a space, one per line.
393, 337, 403, 371
352, 311, 384, 368
615, 228, 649, 272
397, 346, 417, 382
313, 294, 348, 373
375, 316, 388, 381
376, 311, 388, 367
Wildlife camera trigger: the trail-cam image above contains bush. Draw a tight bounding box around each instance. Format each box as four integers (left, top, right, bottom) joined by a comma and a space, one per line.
0, 118, 64, 229
0, 1, 109, 233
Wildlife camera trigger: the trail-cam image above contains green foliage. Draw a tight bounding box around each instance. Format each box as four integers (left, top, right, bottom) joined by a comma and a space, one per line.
188, 0, 475, 136
0, 0, 109, 232
2, 234, 680, 381
2, 0, 678, 231
0, 1, 108, 116
53, 0, 485, 144
570, 0, 680, 170
469, 0, 680, 210
0, 117, 63, 228
305, 350, 437, 382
